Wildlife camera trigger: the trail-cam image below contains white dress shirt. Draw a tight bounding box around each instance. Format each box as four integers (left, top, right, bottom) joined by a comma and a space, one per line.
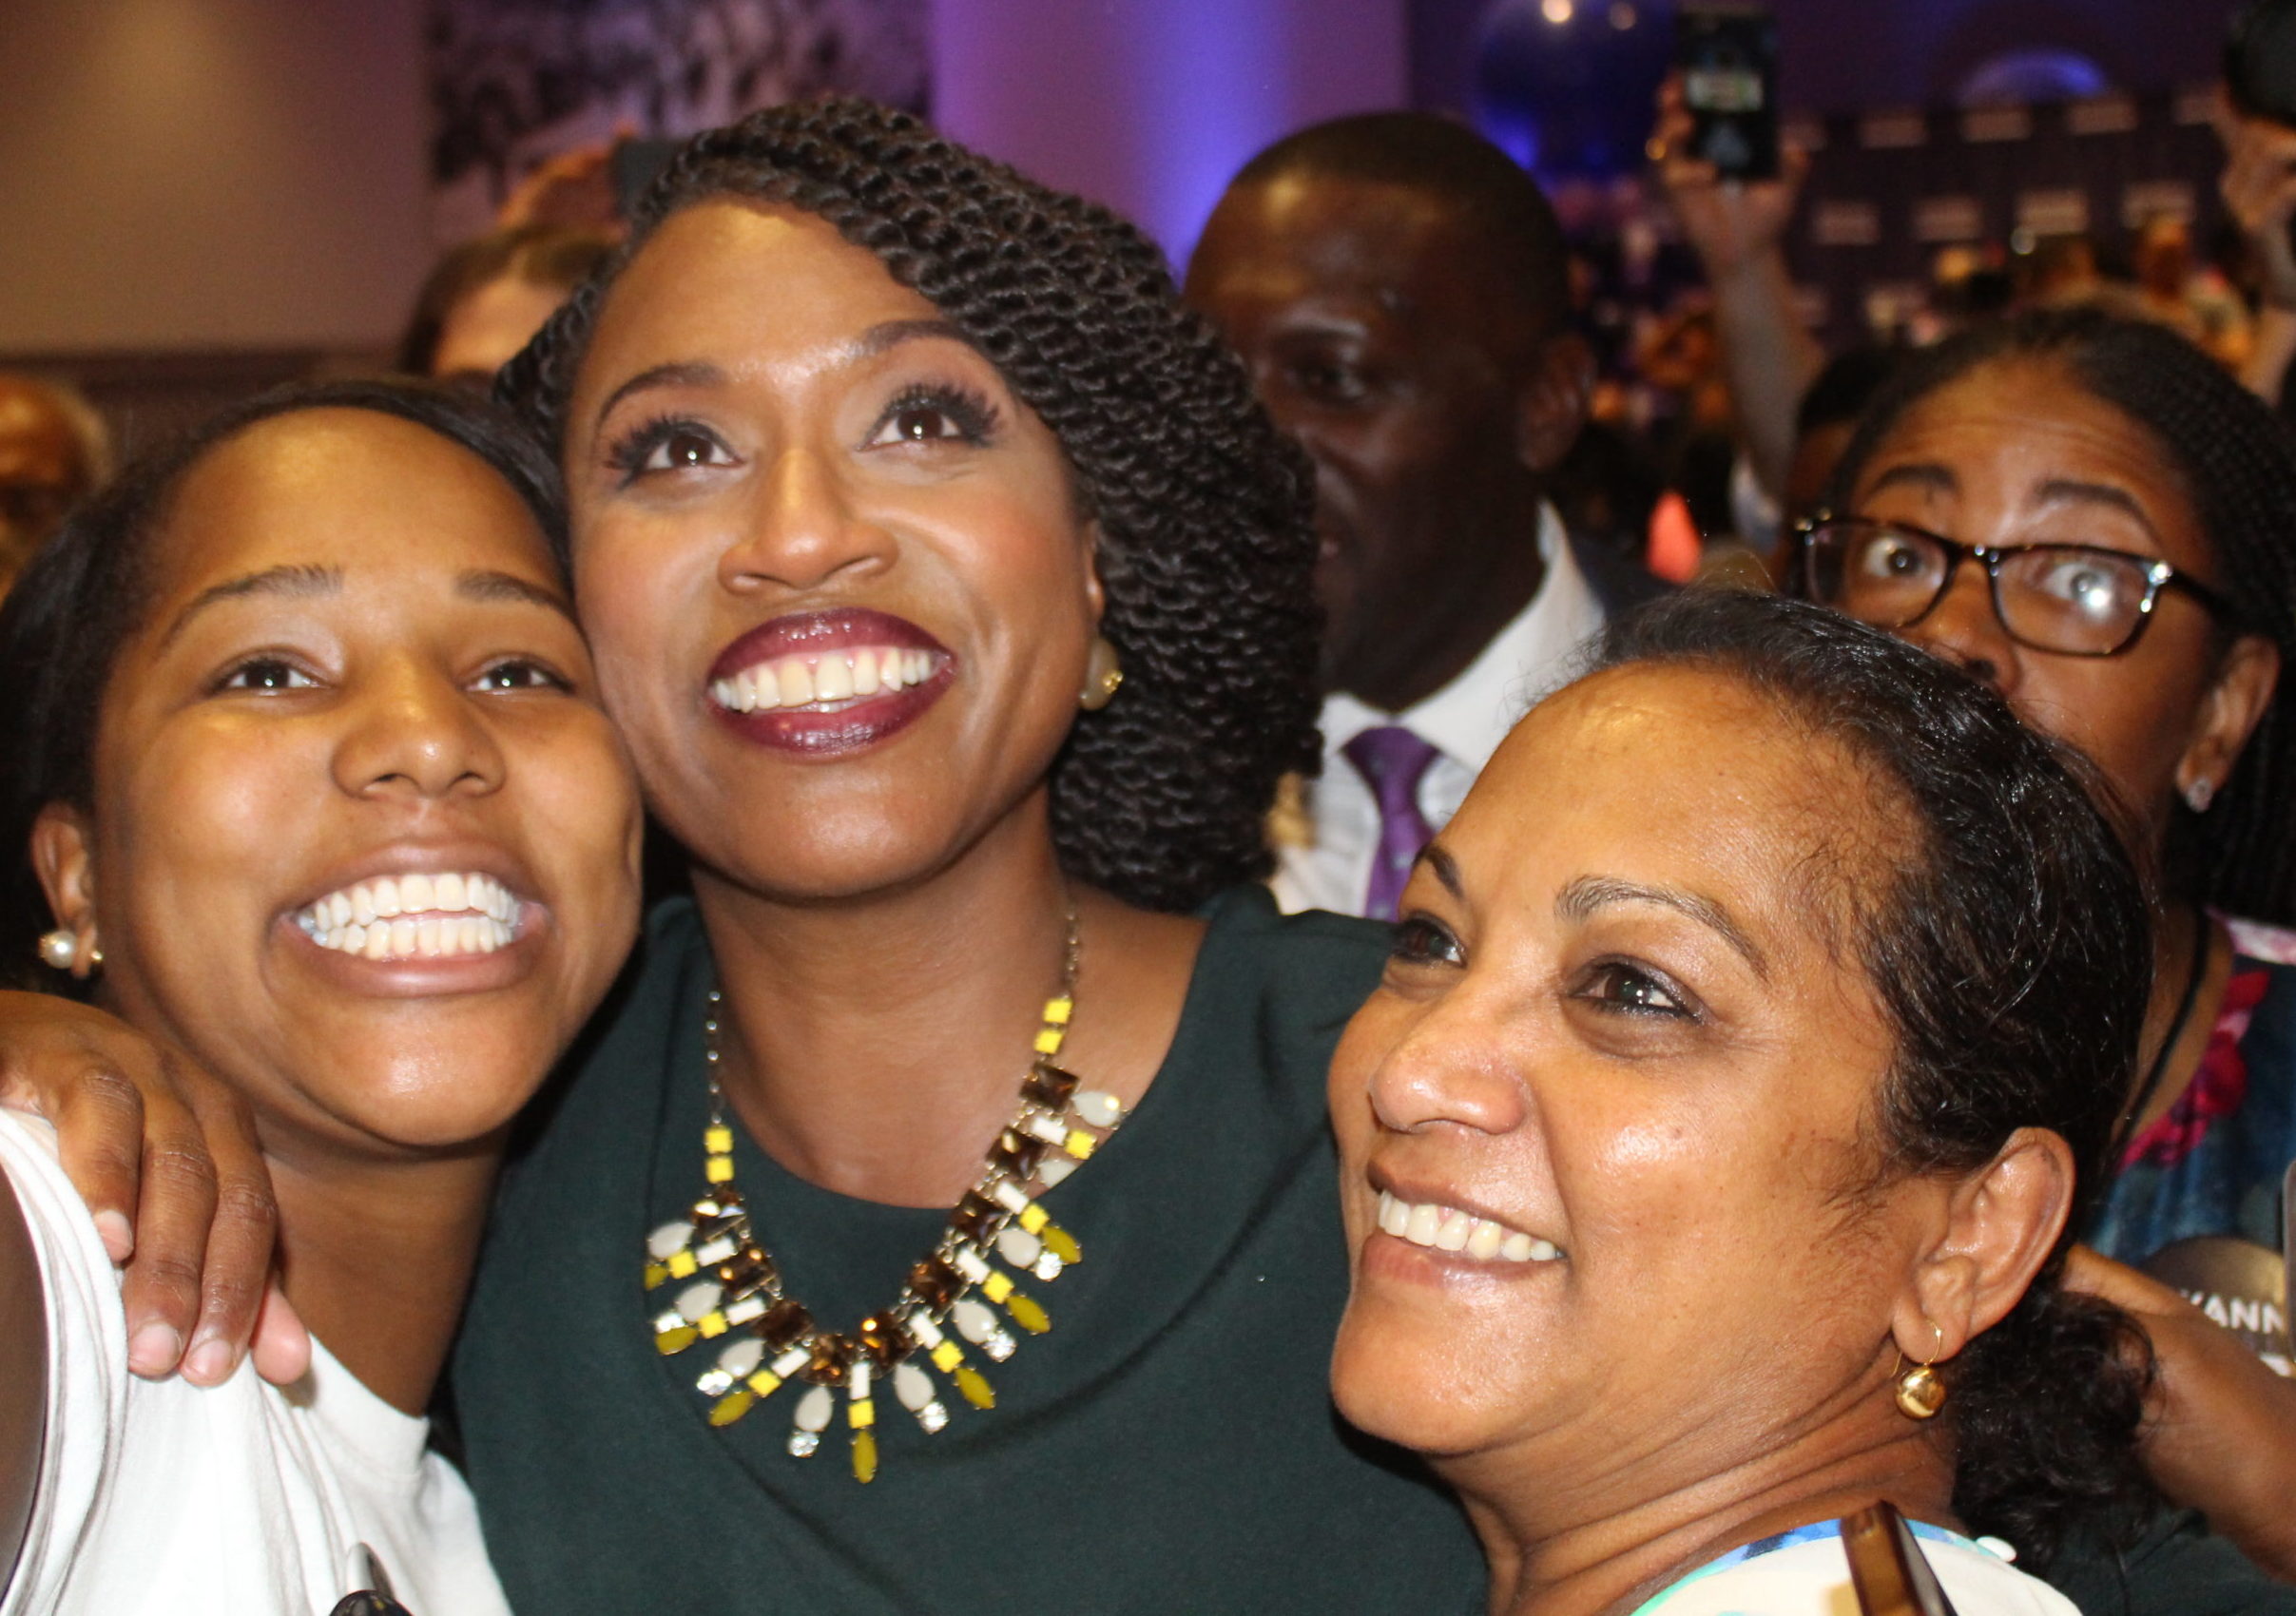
1272, 506, 1608, 916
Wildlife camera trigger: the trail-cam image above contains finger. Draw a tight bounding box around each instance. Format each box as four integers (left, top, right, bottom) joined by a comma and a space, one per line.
250, 1281, 312, 1387
180, 1083, 278, 1386
48, 1063, 145, 1263
117, 1105, 219, 1378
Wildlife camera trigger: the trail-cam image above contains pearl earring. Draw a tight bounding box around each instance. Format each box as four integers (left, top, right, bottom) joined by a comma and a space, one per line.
1078, 636, 1124, 712
2184, 777, 2215, 814
37, 930, 79, 972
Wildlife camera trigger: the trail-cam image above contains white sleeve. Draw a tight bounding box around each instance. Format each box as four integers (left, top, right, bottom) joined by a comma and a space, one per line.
0, 1107, 127, 1616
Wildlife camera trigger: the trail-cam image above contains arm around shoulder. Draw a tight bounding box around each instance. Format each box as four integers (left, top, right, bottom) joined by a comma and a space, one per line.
0, 1160, 45, 1597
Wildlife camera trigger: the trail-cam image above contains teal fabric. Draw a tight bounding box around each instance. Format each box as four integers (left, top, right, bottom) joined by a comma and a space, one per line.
451, 887, 1482, 1614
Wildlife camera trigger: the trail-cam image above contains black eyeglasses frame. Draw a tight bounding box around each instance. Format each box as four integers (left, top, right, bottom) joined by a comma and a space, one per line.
1792, 512, 2240, 659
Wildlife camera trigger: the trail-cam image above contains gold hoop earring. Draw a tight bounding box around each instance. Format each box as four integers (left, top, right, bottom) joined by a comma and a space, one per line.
1078, 636, 1124, 712
1892, 1319, 1947, 1420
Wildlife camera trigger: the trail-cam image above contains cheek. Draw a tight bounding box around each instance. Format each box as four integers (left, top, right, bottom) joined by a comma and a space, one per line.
2009, 649, 2204, 802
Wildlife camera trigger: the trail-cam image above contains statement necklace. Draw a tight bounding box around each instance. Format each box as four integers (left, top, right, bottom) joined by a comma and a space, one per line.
643, 909, 1129, 1483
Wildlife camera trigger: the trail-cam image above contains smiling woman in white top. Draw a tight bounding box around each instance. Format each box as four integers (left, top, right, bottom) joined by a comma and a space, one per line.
0, 380, 641, 1614
1329, 589, 2174, 1616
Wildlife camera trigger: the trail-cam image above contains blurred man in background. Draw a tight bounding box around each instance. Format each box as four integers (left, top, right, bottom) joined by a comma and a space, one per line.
1186, 112, 1662, 919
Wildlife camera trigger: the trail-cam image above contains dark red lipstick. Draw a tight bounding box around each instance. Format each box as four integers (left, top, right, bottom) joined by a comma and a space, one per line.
706, 607, 955, 757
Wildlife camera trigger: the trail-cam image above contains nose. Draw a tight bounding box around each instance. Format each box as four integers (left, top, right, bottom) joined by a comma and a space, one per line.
1362, 991, 1531, 1141
716, 445, 892, 596
1899, 556, 2016, 696
331, 657, 505, 803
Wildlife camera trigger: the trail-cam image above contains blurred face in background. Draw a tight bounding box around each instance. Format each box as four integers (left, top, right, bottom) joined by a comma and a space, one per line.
0, 375, 99, 597
1187, 175, 1582, 708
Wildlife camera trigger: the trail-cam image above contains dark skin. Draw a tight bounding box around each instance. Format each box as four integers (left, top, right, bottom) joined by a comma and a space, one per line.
568, 202, 1202, 1206
6, 412, 640, 1416
1185, 174, 1592, 711
1844, 358, 2296, 1578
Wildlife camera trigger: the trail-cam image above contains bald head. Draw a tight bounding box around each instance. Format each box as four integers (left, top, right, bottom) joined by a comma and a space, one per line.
1184, 113, 1592, 709
1219, 112, 1571, 337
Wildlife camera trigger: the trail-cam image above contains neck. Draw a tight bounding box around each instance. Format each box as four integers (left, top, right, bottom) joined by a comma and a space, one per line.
2128, 897, 2228, 1142
268, 1141, 502, 1416
1447, 1388, 1957, 1616
691, 792, 1124, 1208
1342, 492, 1551, 713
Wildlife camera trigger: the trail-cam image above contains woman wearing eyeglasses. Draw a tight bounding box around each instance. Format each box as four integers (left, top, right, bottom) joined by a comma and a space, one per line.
1792, 306, 2296, 1577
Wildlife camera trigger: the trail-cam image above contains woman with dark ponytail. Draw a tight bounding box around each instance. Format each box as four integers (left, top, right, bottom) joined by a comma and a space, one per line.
1795, 306, 2296, 1576
1328, 589, 2169, 1615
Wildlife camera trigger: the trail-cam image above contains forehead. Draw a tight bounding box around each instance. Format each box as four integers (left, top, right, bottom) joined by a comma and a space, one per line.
1857, 358, 2200, 529
1454, 665, 1887, 934
1192, 175, 1507, 333
583, 202, 934, 377
152, 410, 548, 596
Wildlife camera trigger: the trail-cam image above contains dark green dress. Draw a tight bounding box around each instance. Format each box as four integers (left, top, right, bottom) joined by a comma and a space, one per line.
452, 887, 2296, 1616
452, 888, 1484, 1613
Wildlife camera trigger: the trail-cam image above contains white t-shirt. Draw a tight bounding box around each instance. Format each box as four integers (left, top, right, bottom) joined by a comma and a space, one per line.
1631, 1520, 2077, 1616
0, 1107, 511, 1616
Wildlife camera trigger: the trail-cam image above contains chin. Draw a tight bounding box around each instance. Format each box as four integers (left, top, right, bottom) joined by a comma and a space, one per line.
1329, 1299, 1527, 1459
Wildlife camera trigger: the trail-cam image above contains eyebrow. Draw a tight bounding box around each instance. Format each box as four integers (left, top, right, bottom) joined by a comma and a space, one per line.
1861, 463, 1956, 503
1418, 842, 1466, 903
457, 568, 575, 622
2030, 476, 2160, 540
589, 317, 977, 430
160, 564, 341, 649
1554, 875, 1769, 980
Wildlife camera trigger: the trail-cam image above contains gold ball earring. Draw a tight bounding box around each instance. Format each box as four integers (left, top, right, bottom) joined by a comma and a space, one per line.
1892, 1319, 1947, 1420
1078, 636, 1124, 712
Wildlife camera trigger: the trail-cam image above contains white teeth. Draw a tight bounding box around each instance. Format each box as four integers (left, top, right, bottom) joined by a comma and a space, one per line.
708, 646, 943, 714
298, 872, 521, 961
1374, 1190, 1559, 1264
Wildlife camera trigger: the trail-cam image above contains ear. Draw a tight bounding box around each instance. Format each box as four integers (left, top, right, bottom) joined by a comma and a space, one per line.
1896, 1126, 2074, 1362
2176, 633, 2280, 807
1080, 518, 1108, 626
29, 804, 101, 981
1514, 331, 1595, 478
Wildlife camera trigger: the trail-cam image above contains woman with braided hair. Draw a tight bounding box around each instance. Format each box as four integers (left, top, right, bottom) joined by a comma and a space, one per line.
0, 99, 1484, 1611
1794, 305, 2296, 1576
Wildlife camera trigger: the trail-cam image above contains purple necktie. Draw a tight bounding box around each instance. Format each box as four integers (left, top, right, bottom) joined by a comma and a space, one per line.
1342, 725, 1441, 921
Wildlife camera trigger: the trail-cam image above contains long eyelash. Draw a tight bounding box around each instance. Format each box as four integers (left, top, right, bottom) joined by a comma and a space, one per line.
603, 413, 706, 478
882, 380, 1001, 443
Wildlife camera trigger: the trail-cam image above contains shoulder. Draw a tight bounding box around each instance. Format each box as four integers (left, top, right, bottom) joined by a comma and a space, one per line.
0, 1107, 126, 1615
2045, 1510, 2296, 1616
1648, 1532, 2074, 1616
1194, 885, 1389, 1018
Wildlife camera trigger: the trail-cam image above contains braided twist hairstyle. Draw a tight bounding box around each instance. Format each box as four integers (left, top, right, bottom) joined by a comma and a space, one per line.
1822, 307, 2296, 924
499, 99, 1322, 914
